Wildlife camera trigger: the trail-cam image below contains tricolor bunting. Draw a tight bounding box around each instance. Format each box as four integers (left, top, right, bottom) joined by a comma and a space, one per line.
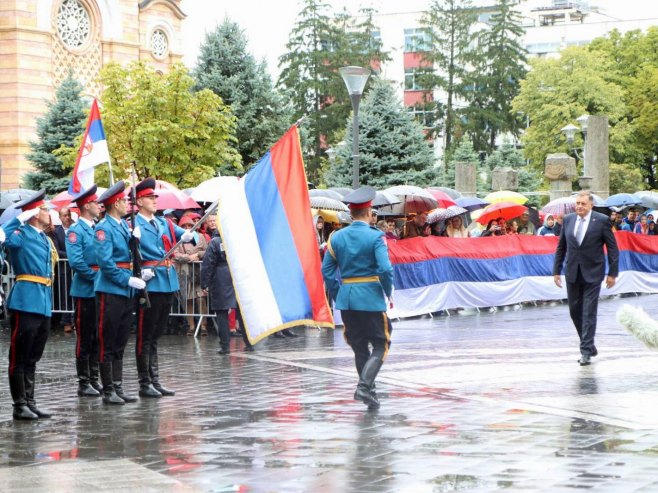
218, 125, 334, 343
387, 232, 658, 318
69, 99, 111, 194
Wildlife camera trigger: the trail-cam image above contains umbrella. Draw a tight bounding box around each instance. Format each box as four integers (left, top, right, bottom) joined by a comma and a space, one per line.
427, 205, 468, 224
328, 187, 353, 198
477, 201, 528, 225
0, 203, 20, 225
309, 189, 345, 201
634, 191, 658, 209
142, 180, 200, 210
484, 190, 528, 205
336, 211, 353, 224
190, 176, 239, 203
604, 193, 642, 208
50, 188, 108, 209
428, 186, 462, 199
455, 197, 489, 212
309, 196, 348, 212
2, 188, 36, 203
372, 191, 401, 207
542, 196, 576, 217
0, 194, 15, 209
384, 185, 438, 214
425, 188, 457, 208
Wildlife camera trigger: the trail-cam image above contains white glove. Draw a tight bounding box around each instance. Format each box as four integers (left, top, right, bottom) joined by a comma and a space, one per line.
17, 208, 40, 224
128, 277, 146, 290
132, 226, 141, 239
0, 227, 5, 243
141, 268, 155, 281
181, 230, 194, 243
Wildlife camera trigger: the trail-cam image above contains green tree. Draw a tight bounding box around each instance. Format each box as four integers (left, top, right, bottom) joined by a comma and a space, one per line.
420, 0, 478, 151
463, 0, 527, 151
192, 19, 292, 169
609, 162, 645, 195
278, 0, 389, 181
511, 46, 627, 172
24, 73, 87, 193
324, 78, 436, 188
57, 62, 240, 188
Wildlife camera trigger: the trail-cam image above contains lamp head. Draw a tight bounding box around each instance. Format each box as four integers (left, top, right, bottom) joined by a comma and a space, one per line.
561, 123, 579, 144
339, 66, 371, 96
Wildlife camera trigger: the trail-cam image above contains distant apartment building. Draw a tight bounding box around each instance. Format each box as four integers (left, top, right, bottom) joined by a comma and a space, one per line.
363, 0, 658, 159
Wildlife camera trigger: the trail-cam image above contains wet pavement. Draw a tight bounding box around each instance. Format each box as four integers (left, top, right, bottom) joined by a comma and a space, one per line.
2, 295, 658, 492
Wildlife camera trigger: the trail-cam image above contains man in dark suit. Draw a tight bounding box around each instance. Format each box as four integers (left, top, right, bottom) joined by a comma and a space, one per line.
553, 190, 619, 366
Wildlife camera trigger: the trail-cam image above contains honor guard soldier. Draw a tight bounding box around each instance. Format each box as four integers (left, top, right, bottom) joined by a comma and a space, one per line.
132, 177, 193, 398
94, 181, 146, 405
65, 185, 102, 397
321, 186, 394, 410
1, 190, 56, 420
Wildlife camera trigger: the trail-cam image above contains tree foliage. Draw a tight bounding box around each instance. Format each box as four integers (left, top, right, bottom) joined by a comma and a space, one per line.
511, 46, 627, 173
463, 0, 527, 151
420, 0, 477, 151
56, 62, 240, 188
278, 0, 389, 181
24, 73, 87, 193
192, 19, 292, 170
324, 78, 436, 188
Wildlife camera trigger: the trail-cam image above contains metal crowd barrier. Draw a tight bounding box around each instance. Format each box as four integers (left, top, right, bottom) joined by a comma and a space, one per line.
3, 259, 216, 336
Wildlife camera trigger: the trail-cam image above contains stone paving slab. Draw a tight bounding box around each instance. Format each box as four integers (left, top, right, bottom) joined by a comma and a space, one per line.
0, 295, 658, 491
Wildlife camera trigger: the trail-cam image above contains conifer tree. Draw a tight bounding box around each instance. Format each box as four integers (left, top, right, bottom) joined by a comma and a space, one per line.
193, 19, 292, 170
24, 73, 87, 193
324, 78, 436, 188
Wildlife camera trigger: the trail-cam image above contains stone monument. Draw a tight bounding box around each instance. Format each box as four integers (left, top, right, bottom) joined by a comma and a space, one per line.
454, 162, 477, 197
491, 167, 518, 191
584, 115, 610, 199
544, 153, 577, 201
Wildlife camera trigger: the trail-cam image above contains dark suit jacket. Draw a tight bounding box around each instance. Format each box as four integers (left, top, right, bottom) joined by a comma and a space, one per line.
553, 211, 619, 283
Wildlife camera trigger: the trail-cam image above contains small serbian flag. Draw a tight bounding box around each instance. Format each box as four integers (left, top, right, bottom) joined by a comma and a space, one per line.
69, 99, 111, 194
218, 125, 334, 343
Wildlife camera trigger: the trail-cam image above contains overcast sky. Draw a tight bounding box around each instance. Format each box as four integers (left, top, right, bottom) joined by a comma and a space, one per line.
180, 0, 658, 79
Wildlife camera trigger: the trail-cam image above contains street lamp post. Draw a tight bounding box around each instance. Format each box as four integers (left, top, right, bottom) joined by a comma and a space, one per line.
339, 66, 371, 189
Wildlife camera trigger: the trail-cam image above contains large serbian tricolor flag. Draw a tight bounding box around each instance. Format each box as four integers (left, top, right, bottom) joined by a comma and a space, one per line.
218, 126, 333, 343
69, 99, 111, 194
387, 233, 658, 319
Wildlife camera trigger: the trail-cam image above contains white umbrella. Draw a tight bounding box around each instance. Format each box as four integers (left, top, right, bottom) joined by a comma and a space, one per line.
372, 190, 401, 207
309, 189, 345, 201
634, 191, 658, 209
427, 205, 468, 224
309, 196, 349, 212
191, 176, 239, 203
384, 185, 438, 214
542, 196, 576, 216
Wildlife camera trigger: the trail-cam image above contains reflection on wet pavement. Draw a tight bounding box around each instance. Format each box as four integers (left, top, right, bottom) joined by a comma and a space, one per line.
1, 295, 658, 491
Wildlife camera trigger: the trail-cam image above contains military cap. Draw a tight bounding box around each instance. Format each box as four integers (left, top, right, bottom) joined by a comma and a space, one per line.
72, 184, 98, 207
15, 189, 47, 211
97, 180, 126, 206
342, 186, 376, 209
134, 177, 157, 199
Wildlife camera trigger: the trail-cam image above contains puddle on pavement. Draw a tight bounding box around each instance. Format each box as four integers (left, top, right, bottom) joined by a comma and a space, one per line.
431, 474, 488, 491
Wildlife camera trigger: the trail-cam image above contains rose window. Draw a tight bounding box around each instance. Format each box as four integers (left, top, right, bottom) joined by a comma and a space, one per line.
151, 29, 168, 58
56, 0, 91, 49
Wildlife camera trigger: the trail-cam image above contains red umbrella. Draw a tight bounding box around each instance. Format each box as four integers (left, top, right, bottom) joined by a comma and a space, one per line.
128, 180, 200, 210
477, 202, 528, 225
51, 188, 108, 209
425, 189, 457, 208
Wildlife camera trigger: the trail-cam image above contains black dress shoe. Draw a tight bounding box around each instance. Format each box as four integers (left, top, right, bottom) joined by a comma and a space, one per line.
244, 345, 254, 352
217, 348, 230, 355
591, 348, 598, 357
282, 329, 298, 337
273, 331, 285, 338
579, 355, 591, 366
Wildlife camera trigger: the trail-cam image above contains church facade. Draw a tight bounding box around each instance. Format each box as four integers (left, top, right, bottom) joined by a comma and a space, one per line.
0, 0, 186, 189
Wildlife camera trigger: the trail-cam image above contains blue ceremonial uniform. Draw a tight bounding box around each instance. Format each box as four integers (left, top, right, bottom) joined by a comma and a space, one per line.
134, 214, 184, 293
322, 221, 394, 312
3, 217, 53, 317
66, 219, 97, 298
94, 215, 132, 297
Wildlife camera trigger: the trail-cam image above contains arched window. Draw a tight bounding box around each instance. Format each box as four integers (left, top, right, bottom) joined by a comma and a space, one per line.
151, 29, 169, 58
56, 0, 91, 49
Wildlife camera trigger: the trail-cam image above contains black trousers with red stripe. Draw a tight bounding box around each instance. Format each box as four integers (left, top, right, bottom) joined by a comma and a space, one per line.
136, 292, 173, 358
73, 297, 98, 361
341, 310, 393, 375
8, 310, 50, 376
96, 292, 133, 362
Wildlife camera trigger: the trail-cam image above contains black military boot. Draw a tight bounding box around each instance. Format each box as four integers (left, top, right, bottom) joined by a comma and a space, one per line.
24, 373, 52, 418
100, 362, 124, 405
9, 374, 38, 420
76, 359, 100, 397
112, 359, 137, 402
137, 353, 161, 398
150, 351, 175, 396
89, 355, 103, 393
354, 356, 383, 409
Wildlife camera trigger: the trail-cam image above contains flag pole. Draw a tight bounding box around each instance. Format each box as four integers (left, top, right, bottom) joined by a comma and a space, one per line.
107, 161, 115, 186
